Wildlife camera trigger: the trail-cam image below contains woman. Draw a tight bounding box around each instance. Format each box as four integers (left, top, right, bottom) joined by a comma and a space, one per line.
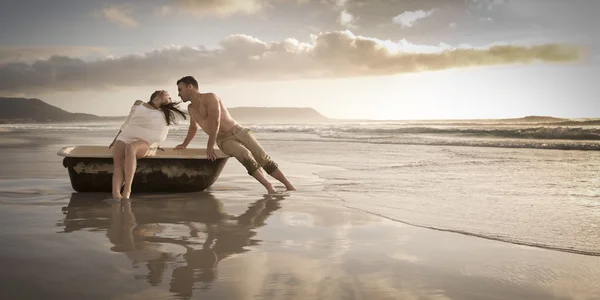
109, 90, 186, 200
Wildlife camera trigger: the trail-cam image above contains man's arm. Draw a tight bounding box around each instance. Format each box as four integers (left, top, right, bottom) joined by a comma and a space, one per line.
204, 93, 221, 151
176, 107, 199, 149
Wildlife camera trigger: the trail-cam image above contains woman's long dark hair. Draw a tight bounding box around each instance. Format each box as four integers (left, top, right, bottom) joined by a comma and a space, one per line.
149, 90, 187, 126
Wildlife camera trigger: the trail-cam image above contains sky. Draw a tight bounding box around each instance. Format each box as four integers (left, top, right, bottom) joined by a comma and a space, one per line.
0, 0, 598, 120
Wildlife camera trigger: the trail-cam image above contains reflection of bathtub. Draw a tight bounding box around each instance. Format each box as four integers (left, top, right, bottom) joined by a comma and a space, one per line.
57, 146, 230, 193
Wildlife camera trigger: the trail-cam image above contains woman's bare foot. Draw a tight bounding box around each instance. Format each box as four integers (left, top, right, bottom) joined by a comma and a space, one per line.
122, 190, 131, 200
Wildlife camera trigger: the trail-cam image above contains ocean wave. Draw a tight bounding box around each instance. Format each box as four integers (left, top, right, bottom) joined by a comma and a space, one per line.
316, 134, 600, 151
4, 122, 600, 147
246, 125, 600, 141
345, 126, 600, 140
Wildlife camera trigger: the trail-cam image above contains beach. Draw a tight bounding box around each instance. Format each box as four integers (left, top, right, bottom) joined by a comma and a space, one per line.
1, 121, 600, 299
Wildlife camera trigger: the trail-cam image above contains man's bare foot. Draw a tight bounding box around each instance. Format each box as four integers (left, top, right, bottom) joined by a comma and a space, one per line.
112, 193, 123, 200
286, 186, 296, 191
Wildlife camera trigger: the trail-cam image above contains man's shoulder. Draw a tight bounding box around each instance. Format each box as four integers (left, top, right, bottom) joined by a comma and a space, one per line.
201, 92, 218, 99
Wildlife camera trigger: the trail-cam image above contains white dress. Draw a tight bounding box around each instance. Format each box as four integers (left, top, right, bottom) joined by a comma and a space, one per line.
117, 104, 169, 156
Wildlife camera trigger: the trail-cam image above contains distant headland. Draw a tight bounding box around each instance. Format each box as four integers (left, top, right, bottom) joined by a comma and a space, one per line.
0, 97, 331, 124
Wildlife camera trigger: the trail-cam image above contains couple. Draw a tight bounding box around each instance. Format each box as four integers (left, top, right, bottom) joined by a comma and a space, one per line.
109, 76, 295, 200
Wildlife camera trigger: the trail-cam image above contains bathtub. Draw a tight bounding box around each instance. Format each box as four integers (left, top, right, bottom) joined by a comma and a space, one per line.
57, 146, 230, 193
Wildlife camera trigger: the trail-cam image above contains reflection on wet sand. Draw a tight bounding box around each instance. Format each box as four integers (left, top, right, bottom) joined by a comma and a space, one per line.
60, 192, 286, 299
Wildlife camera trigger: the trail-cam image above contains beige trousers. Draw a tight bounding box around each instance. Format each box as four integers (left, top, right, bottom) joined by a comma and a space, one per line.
216, 125, 278, 175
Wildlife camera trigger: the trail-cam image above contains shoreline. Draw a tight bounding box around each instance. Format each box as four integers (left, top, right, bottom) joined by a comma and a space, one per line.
343, 204, 600, 257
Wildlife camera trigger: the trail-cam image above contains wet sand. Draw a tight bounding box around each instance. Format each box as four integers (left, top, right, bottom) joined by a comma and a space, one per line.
1, 184, 600, 300
1, 126, 600, 299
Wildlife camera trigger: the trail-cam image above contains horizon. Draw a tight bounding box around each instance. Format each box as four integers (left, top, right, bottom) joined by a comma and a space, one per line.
0, 1, 598, 120
2, 96, 597, 122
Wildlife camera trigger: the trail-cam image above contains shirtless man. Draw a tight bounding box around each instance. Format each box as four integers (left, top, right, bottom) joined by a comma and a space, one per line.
174, 76, 296, 194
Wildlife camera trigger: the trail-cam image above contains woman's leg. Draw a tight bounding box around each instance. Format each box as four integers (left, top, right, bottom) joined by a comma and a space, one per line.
122, 140, 150, 199
111, 141, 127, 199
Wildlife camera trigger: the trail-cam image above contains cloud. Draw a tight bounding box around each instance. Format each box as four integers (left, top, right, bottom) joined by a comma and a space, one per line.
102, 5, 139, 28
338, 10, 357, 28
162, 0, 317, 17
155, 5, 172, 17
174, 0, 265, 17
392, 9, 434, 28
469, 0, 507, 11
334, 0, 349, 10
0, 47, 108, 64
329, 0, 358, 28
0, 30, 583, 94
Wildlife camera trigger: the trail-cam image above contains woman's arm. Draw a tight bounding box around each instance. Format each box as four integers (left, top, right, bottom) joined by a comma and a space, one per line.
109, 100, 143, 148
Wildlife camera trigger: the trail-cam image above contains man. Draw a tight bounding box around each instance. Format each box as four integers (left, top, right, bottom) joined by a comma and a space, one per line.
174, 76, 296, 194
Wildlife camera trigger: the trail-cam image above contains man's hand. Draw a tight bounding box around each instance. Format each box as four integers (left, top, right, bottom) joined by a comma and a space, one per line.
207, 146, 218, 161
175, 144, 187, 149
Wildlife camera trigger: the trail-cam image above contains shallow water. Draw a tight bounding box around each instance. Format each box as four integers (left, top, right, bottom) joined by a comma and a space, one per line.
2, 122, 600, 255
1, 182, 600, 299
1, 121, 600, 299
253, 133, 600, 256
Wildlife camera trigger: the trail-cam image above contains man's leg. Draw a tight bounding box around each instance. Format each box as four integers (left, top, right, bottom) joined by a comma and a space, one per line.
220, 139, 277, 194
267, 169, 296, 191
250, 169, 277, 194
237, 128, 296, 191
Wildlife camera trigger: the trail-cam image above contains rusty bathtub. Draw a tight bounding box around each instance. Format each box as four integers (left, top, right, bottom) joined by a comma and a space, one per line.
57, 146, 230, 193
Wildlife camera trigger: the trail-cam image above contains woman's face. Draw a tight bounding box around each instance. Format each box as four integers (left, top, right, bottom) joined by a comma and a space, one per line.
154, 91, 171, 107
160, 92, 172, 106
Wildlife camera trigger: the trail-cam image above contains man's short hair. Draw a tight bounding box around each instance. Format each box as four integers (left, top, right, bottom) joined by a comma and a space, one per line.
177, 76, 199, 89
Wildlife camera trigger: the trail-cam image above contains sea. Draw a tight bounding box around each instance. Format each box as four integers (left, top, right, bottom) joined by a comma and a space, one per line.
1, 119, 600, 299
2, 119, 599, 255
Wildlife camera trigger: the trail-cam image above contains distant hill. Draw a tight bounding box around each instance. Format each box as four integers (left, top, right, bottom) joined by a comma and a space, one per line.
0, 97, 330, 124
0, 97, 108, 123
